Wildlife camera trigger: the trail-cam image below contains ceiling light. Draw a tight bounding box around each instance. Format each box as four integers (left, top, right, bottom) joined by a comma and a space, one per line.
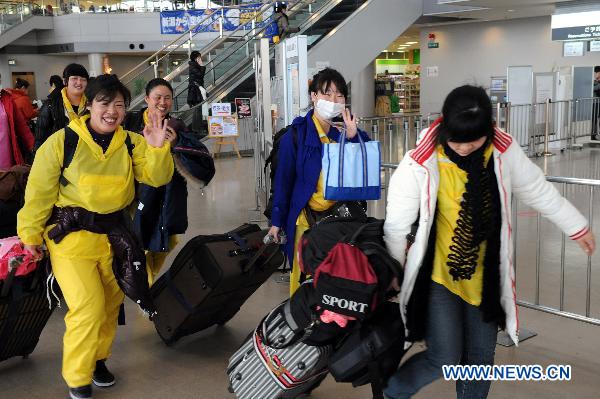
405, 41, 418, 44
507, 9, 515, 12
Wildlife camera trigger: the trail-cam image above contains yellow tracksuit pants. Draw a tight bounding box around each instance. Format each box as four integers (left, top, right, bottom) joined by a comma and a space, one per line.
50, 249, 124, 388
145, 235, 179, 286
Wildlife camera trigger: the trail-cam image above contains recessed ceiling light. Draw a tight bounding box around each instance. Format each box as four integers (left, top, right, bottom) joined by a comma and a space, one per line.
405, 41, 418, 44
507, 9, 515, 12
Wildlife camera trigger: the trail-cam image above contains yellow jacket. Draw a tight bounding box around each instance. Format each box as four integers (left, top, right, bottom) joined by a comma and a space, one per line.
18, 115, 174, 247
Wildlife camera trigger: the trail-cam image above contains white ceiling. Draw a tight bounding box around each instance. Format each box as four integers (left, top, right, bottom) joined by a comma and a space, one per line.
383, 0, 587, 53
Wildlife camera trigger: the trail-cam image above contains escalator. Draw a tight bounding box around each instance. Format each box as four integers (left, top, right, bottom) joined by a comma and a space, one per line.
121, 0, 422, 128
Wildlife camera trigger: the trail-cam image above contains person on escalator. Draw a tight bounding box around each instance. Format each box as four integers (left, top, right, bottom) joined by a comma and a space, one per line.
187, 50, 206, 108
274, 2, 299, 42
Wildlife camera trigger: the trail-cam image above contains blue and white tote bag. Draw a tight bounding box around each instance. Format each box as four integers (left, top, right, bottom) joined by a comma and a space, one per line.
322, 132, 381, 201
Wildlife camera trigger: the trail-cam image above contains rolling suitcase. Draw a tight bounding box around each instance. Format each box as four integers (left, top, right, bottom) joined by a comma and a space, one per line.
0, 258, 57, 362
227, 292, 332, 399
151, 223, 285, 344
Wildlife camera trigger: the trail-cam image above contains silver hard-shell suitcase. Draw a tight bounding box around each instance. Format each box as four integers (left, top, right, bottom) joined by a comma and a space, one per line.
227, 301, 331, 399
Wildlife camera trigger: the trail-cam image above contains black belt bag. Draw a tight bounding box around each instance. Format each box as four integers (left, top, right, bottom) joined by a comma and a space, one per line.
303, 201, 367, 227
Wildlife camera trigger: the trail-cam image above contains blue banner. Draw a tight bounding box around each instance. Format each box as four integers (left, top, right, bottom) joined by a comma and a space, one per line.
160, 5, 271, 35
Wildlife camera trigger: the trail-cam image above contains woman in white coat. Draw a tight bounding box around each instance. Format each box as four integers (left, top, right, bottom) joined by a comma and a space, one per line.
383, 85, 595, 399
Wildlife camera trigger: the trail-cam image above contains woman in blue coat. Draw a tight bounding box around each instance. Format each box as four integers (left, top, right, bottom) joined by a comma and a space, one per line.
267, 68, 370, 295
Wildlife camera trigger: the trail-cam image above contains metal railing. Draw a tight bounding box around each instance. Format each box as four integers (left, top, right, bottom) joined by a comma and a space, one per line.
514, 176, 599, 326
493, 97, 600, 157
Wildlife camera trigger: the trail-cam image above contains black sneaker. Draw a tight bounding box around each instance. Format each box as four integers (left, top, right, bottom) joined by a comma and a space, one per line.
92, 360, 115, 387
69, 385, 92, 399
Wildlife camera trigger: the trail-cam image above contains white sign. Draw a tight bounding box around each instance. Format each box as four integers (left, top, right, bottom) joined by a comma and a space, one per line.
535, 74, 554, 103
211, 102, 232, 116
563, 41, 585, 57
590, 40, 600, 52
285, 37, 298, 58
425, 66, 439, 78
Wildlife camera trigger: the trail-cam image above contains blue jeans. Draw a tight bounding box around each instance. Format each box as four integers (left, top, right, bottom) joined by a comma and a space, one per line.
384, 282, 498, 399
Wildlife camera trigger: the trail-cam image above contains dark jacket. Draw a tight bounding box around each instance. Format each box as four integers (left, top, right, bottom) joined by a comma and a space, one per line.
271, 109, 370, 261
47, 206, 156, 317
35, 88, 69, 150
187, 61, 206, 107
0, 90, 35, 165
124, 108, 188, 252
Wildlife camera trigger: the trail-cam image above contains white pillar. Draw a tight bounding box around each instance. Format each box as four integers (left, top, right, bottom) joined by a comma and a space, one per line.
87, 53, 104, 77
350, 61, 375, 118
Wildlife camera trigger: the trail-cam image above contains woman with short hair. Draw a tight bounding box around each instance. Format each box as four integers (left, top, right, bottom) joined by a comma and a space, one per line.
18, 74, 173, 399
267, 67, 370, 296
383, 85, 595, 399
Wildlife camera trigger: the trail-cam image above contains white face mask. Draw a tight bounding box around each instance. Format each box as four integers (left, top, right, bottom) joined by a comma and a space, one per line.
315, 99, 345, 120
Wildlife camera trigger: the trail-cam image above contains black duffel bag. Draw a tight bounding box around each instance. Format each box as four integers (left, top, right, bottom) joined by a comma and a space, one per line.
328, 301, 406, 399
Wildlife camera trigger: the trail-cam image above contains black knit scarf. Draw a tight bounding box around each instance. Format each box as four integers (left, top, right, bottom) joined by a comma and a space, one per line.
442, 141, 498, 281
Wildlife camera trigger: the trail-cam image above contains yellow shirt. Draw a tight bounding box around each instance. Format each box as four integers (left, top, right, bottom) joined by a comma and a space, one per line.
296, 115, 337, 227
17, 115, 174, 252
61, 87, 87, 121
431, 144, 494, 306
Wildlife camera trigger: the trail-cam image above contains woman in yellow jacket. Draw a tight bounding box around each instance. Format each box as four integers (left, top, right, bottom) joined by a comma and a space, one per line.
17, 74, 174, 399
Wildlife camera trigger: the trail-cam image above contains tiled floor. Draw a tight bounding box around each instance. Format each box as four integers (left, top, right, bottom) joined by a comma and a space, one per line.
1, 150, 599, 399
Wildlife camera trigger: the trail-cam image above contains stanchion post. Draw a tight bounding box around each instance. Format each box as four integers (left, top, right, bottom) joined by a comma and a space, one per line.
542, 99, 554, 157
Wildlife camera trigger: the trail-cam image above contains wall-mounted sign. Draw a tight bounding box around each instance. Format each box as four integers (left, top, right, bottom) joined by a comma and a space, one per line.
160, 5, 269, 35
427, 32, 439, 48
590, 40, 600, 52
235, 98, 252, 119
425, 66, 439, 78
563, 41, 585, 57
551, 10, 600, 41
7, 59, 16, 66
211, 102, 232, 116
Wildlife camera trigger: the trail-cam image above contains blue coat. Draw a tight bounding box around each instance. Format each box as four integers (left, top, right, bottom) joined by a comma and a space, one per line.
270, 109, 370, 261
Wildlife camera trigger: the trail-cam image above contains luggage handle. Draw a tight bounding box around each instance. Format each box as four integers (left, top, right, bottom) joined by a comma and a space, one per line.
227, 232, 250, 253
1, 256, 24, 297
240, 244, 279, 274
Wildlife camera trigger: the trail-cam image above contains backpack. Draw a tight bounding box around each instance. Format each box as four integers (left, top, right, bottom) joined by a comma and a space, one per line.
313, 241, 377, 322
60, 126, 133, 186
263, 125, 297, 219
300, 218, 401, 299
